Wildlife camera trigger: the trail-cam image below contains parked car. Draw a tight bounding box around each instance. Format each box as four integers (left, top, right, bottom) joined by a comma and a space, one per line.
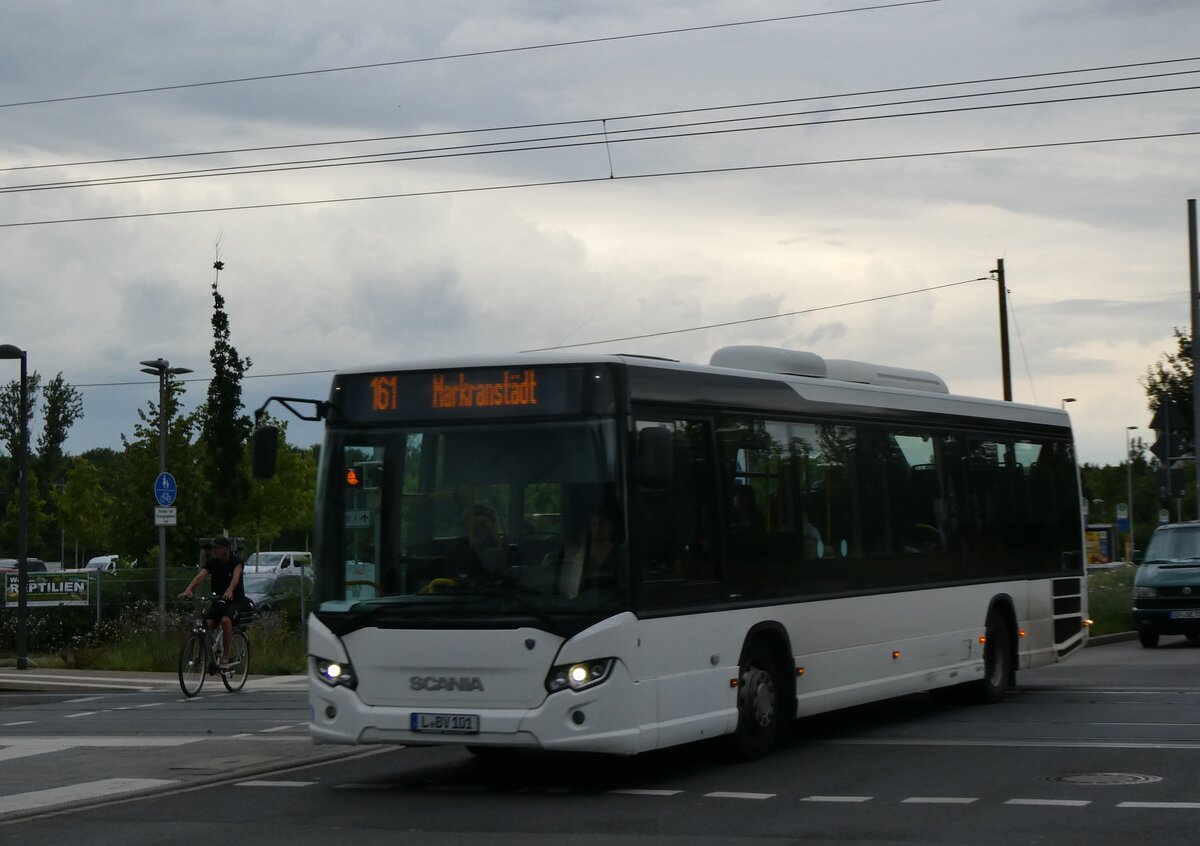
242, 550, 311, 574
0, 557, 47, 573
242, 568, 312, 614
1132, 521, 1200, 648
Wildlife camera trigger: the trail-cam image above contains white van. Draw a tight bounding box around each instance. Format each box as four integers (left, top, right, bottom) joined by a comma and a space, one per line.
242, 550, 311, 574
84, 554, 120, 574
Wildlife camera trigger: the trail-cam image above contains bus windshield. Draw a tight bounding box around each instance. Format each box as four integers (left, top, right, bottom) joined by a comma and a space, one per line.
318, 418, 626, 622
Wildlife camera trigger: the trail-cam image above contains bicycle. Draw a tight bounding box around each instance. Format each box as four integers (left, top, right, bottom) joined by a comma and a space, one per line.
177, 595, 252, 697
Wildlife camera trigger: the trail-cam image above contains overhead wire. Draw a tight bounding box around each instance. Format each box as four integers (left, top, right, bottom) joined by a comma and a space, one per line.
0, 1, 946, 109
6, 54, 1198, 175
71, 275, 992, 389
4, 70, 1199, 195
3, 128, 1197, 229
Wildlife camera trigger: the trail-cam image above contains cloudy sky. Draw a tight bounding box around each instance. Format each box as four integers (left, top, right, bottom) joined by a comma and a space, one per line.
2, 0, 1198, 467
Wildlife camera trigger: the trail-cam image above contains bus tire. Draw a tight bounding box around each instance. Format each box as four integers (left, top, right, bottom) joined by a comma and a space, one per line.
1137, 626, 1160, 648
727, 643, 780, 762
970, 608, 1013, 704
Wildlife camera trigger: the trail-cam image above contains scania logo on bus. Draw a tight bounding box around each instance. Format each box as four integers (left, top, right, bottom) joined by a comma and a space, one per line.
410, 675, 485, 692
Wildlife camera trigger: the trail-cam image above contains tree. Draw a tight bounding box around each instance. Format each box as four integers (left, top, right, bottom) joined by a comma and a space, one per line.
111, 375, 208, 567
35, 373, 84, 500
0, 370, 42, 503
56, 458, 112, 565
198, 263, 253, 531
233, 421, 317, 553
0, 467, 51, 558
1144, 327, 1194, 439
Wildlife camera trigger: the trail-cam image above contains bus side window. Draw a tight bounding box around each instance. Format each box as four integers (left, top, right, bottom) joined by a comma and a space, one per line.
635, 419, 717, 586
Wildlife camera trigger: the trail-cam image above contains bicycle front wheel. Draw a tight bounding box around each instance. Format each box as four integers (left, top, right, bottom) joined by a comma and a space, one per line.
178, 633, 207, 697
221, 630, 251, 692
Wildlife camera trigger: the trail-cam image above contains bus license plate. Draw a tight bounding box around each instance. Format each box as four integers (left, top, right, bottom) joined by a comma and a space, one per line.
411, 712, 479, 734
1170, 610, 1200, 619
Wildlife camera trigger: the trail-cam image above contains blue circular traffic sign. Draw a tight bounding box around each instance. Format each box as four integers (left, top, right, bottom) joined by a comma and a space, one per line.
154, 472, 177, 506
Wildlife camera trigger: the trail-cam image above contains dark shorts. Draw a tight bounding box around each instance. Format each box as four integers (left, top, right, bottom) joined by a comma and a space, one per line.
205, 598, 249, 626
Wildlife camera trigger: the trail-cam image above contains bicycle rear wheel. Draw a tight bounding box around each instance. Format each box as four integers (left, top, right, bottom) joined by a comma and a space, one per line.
221, 630, 251, 692
178, 633, 207, 697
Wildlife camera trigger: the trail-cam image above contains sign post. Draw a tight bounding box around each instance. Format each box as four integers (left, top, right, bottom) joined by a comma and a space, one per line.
154, 470, 177, 629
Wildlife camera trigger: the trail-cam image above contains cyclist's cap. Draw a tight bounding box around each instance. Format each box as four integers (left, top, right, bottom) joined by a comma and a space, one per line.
212, 536, 232, 548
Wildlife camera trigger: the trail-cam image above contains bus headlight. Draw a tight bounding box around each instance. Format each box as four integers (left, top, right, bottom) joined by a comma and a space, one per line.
1132, 586, 1157, 599
546, 658, 615, 694
315, 657, 357, 689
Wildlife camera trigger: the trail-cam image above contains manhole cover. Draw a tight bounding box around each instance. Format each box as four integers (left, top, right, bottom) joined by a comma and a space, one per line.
1050, 773, 1162, 785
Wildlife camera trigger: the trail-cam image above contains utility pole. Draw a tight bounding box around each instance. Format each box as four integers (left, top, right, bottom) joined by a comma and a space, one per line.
1189, 199, 1199, 520
994, 259, 1013, 401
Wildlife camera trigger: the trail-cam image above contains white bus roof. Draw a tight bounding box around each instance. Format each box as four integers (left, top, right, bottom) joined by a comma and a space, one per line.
333, 347, 1069, 429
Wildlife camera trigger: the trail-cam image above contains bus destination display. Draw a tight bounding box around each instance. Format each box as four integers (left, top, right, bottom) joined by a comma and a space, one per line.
336, 366, 580, 421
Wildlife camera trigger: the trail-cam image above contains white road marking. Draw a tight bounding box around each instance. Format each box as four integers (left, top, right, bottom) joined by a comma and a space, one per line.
802, 795, 873, 803
902, 797, 979, 804
1, 721, 34, 727
824, 738, 1200, 750
1005, 798, 1092, 807
609, 789, 683, 796
705, 791, 774, 800
0, 778, 178, 815
260, 723, 306, 733
65, 712, 98, 719
1118, 801, 1200, 809
236, 780, 317, 788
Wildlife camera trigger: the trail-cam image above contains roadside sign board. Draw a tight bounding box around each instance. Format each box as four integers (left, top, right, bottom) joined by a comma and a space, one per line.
155, 507, 178, 526
154, 472, 177, 507
3, 572, 90, 607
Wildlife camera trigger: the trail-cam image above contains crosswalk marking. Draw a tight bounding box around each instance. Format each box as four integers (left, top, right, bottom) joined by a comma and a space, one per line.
0, 778, 178, 815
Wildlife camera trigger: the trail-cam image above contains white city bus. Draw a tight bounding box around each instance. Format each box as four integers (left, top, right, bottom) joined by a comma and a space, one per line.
254, 345, 1087, 760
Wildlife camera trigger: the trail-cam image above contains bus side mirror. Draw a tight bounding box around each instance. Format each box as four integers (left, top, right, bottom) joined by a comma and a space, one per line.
635, 427, 673, 488
252, 426, 279, 480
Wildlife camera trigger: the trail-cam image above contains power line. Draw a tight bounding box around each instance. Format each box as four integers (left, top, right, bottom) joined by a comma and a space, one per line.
3, 128, 1197, 229
7, 71, 1197, 195
522, 278, 991, 351
0, 1, 945, 109
71, 277, 991, 389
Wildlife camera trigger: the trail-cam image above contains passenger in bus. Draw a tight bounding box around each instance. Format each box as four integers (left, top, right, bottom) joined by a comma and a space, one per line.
448, 503, 506, 581
548, 498, 625, 598
730, 485, 763, 533
801, 508, 824, 559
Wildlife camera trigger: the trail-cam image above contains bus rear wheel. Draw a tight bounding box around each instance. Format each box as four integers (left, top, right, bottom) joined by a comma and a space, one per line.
727, 644, 779, 761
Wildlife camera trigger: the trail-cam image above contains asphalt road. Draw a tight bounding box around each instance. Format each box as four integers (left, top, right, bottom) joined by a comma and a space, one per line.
2, 635, 1199, 845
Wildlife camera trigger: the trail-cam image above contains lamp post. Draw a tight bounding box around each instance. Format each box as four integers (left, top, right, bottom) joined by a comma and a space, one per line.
0, 344, 29, 670
1061, 397, 1077, 409
139, 358, 192, 630
1126, 425, 1138, 561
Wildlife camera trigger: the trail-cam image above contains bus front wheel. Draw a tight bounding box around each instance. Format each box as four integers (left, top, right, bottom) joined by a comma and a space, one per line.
971, 608, 1013, 704
727, 643, 779, 761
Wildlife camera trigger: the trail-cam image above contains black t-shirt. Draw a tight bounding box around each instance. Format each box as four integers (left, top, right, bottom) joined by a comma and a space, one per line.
206, 554, 246, 602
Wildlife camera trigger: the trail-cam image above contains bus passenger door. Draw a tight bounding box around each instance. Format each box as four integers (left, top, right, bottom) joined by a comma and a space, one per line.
632, 417, 730, 747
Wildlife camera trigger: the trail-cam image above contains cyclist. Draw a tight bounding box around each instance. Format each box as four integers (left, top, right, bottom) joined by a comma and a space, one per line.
179, 536, 249, 670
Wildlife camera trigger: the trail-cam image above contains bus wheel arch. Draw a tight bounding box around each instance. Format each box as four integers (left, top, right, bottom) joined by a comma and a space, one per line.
727, 623, 794, 761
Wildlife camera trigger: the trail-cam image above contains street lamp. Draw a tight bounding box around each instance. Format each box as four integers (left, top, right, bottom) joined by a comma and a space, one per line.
139, 358, 192, 630
1126, 425, 1138, 561
1061, 397, 1077, 409
0, 344, 29, 670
